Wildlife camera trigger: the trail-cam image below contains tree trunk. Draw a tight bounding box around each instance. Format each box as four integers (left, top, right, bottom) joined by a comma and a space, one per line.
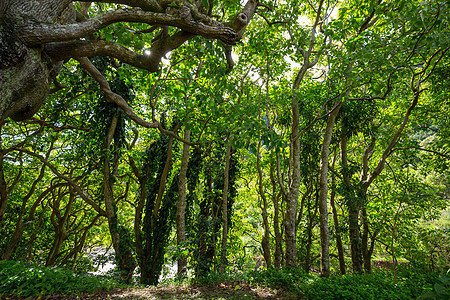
0, 150, 8, 223
0, 1, 74, 122
257, 138, 272, 268
219, 145, 231, 273
285, 101, 301, 268
318, 101, 342, 277
2, 155, 49, 260
330, 152, 346, 275
341, 134, 363, 274
361, 205, 372, 273
104, 113, 135, 283
284, 0, 324, 265
304, 191, 319, 273
270, 164, 282, 268
46, 191, 74, 266
176, 129, 190, 276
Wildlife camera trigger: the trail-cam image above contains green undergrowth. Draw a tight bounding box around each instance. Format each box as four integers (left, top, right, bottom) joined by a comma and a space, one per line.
0, 260, 122, 298
194, 266, 446, 300
0, 260, 447, 299
251, 266, 445, 300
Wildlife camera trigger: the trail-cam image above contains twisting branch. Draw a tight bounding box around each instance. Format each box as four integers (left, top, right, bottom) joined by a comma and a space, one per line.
256, 11, 287, 26
46, 40, 163, 72
12, 147, 106, 216
20, 7, 240, 46
391, 146, 450, 160
76, 57, 159, 129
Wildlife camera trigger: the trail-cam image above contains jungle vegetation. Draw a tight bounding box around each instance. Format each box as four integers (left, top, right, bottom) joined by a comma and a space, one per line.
0, 0, 449, 298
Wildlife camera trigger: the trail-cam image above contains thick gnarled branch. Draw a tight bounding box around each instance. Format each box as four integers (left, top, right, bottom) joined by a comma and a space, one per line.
77, 0, 164, 12
20, 7, 239, 46
46, 40, 161, 71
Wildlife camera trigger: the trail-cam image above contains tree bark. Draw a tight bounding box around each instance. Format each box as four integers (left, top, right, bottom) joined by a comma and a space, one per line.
284, 100, 300, 268
176, 129, 190, 276
318, 101, 342, 277
304, 190, 319, 273
284, 0, 324, 268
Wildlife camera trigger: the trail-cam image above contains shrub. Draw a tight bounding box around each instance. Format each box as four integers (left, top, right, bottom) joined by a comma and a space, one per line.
419, 273, 450, 299
0, 260, 120, 298
250, 267, 309, 291
303, 267, 442, 300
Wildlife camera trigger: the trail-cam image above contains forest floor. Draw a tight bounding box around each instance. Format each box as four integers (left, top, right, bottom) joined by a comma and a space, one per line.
35, 282, 296, 300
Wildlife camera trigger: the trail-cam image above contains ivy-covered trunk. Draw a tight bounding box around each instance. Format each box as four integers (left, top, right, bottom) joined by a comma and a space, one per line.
361, 205, 372, 273
137, 120, 180, 285
340, 133, 363, 274
219, 144, 232, 273
176, 129, 190, 276
104, 112, 136, 283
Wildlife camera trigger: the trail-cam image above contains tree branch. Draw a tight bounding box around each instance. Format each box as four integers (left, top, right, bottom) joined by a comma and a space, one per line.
12, 147, 106, 216
77, 0, 164, 12
45, 40, 159, 71
76, 57, 159, 129
20, 7, 239, 46
391, 146, 450, 160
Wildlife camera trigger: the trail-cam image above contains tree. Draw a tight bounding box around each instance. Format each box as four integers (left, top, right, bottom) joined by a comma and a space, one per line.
0, 0, 258, 125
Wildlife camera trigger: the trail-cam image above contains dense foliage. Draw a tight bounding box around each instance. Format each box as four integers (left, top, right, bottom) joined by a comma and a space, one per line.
0, 0, 449, 298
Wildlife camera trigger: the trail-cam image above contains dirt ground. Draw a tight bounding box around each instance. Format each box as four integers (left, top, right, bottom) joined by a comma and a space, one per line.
25, 282, 297, 300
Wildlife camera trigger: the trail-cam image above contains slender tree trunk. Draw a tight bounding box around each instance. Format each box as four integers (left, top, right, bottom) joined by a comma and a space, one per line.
0, 150, 8, 224
46, 227, 66, 266
2, 185, 53, 260
284, 0, 324, 265
305, 192, 319, 273
176, 129, 190, 276
285, 101, 301, 268
60, 216, 100, 267
2, 155, 49, 260
270, 164, 282, 268
257, 138, 272, 268
46, 191, 74, 266
219, 145, 231, 273
318, 101, 342, 277
330, 152, 346, 275
26, 204, 47, 260
134, 165, 147, 274
152, 134, 175, 227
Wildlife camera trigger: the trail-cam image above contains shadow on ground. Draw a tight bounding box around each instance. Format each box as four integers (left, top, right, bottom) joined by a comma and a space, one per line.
34, 282, 297, 300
